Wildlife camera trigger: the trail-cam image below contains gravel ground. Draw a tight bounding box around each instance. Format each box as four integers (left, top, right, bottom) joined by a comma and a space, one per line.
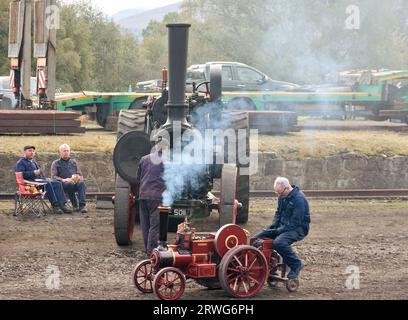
0, 199, 407, 300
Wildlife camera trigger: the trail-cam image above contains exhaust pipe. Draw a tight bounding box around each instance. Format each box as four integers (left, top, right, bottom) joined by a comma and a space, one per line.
159, 24, 192, 134
158, 206, 171, 249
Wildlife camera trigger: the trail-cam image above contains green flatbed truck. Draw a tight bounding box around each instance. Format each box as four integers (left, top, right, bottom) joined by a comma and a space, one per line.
55, 69, 408, 131
55, 91, 160, 130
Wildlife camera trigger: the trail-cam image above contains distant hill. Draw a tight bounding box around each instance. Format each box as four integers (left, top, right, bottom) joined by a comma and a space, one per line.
113, 2, 183, 39
112, 9, 147, 22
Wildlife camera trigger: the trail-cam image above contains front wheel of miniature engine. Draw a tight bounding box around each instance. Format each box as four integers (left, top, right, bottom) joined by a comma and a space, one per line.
132, 259, 154, 293
153, 267, 186, 300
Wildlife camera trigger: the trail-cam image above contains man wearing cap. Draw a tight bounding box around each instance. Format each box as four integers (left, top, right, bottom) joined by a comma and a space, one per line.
15, 145, 72, 214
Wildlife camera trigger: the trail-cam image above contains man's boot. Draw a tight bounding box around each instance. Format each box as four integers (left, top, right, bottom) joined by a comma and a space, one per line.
52, 203, 64, 214
60, 204, 73, 213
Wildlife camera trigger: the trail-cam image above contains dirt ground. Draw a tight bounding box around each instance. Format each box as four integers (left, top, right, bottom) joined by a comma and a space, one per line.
0, 199, 407, 300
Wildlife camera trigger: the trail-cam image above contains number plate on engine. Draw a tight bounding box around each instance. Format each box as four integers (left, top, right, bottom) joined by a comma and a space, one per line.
172, 209, 189, 217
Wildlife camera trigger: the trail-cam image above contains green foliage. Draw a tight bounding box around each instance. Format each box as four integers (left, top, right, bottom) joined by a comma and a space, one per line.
0, 0, 407, 91
0, 0, 10, 76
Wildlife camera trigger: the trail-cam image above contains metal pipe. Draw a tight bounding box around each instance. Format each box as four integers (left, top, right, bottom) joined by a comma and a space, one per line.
158, 206, 171, 244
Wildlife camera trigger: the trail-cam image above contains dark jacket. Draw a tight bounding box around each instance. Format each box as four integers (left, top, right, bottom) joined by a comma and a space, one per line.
51, 158, 83, 181
136, 152, 165, 201
15, 157, 46, 181
272, 186, 311, 236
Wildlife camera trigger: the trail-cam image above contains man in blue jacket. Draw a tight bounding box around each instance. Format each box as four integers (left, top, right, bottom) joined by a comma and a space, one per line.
255, 177, 311, 279
15, 145, 72, 214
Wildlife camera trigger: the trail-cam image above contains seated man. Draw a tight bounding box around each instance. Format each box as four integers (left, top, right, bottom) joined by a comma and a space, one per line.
51, 144, 88, 213
15, 145, 72, 214
255, 177, 311, 279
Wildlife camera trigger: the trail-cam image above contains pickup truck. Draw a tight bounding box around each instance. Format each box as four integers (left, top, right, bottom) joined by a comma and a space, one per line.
186, 61, 299, 92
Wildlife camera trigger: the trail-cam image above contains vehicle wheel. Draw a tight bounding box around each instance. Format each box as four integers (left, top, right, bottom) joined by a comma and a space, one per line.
153, 267, 186, 300
114, 174, 136, 246
0, 97, 13, 109
218, 245, 268, 298
219, 164, 238, 226
286, 279, 300, 292
96, 104, 110, 127
226, 97, 257, 111
195, 278, 221, 290
132, 260, 155, 293
117, 109, 147, 139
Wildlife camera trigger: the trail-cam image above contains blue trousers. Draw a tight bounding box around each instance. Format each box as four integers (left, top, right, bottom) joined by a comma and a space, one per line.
139, 200, 161, 256
255, 229, 305, 272
44, 180, 68, 207
62, 182, 87, 208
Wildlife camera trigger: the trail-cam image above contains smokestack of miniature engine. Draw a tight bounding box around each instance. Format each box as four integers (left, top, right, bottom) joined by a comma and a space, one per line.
159, 206, 170, 244
163, 23, 191, 129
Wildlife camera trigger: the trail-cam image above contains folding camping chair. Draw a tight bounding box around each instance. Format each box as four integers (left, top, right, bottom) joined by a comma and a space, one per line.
14, 172, 50, 218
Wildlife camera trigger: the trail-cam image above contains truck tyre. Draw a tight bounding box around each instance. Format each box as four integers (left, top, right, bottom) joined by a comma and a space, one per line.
96, 104, 110, 127
117, 109, 147, 140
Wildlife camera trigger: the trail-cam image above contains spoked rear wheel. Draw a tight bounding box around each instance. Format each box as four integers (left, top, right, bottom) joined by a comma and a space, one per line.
219, 245, 268, 298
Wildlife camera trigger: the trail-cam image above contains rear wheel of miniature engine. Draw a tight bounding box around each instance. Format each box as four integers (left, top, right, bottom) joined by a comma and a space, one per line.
219, 164, 238, 226
114, 175, 137, 246
153, 267, 186, 300
117, 109, 147, 139
286, 279, 300, 292
132, 259, 155, 293
219, 245, 268, 298
195, 278, 222, 290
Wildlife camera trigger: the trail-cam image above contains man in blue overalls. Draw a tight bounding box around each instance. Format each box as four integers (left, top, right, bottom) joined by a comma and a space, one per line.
255, 177, 311, 279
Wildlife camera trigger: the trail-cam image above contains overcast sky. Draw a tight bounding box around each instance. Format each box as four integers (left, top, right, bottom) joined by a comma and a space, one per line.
78, 0, 182, 15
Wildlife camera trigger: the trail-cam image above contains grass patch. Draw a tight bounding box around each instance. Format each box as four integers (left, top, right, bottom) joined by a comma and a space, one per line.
1, 118, 407, 159
0, 131, 117, 154
254, 130, 408, 160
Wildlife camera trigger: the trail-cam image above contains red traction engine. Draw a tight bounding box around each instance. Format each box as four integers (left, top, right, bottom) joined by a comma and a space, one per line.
132, 207, 300, 300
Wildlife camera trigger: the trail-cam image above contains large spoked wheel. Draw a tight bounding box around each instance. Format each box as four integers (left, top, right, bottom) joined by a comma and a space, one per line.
219, 245, 268, 298
114, 175, 136, 246
153, 267, 186, 301
132, 260, 155, 293
219, 164, 238, 226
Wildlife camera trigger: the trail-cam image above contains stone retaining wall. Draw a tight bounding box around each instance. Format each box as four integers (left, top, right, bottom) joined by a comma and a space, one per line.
1, 152, 407, 193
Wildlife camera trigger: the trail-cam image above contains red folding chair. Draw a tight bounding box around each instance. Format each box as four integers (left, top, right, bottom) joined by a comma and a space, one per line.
14, 172, 50, 218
